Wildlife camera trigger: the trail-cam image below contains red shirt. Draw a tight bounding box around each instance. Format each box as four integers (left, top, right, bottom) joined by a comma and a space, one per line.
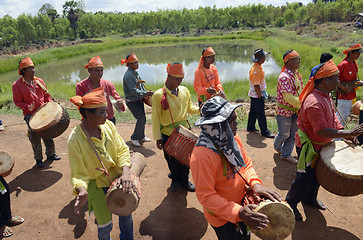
12, 77, 52, 115
76, 78, 122, 120
337, 59, 358, 100
296, 89, 343, 151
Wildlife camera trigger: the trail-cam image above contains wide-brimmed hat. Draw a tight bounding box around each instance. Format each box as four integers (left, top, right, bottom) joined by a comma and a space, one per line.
195, 96, 242, 126
251, 48, 270, 63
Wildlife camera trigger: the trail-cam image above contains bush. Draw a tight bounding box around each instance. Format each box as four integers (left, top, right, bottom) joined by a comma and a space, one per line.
275, 17, 285, 27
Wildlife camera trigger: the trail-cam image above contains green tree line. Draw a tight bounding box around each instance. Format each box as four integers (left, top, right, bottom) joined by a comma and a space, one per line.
1, 0, 363, 49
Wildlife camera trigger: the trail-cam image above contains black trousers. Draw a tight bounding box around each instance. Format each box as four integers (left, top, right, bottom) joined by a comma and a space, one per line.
211, 221, 251, 240
285, 147, 320, 208
247, 97, 268, 134
0, 177, 12, 227
358, 110, 363, 145
161, 134, 189, 185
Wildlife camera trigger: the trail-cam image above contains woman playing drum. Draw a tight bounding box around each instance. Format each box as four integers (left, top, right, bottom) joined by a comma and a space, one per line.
286, 59, 363, 221
68, 87, 135, 240
190, 96, 282, 240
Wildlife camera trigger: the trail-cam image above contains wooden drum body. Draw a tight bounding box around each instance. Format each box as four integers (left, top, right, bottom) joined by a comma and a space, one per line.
252, 200, 295, 240
317, 141, 363, 196
0, 151, 14, 177
29, 102, 70, 139
143, 96, 152, 107
164, 125, 198, 168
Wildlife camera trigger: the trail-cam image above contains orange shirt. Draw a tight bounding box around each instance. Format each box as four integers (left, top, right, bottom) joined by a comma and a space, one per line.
194, 65, 223, 101
190, 134, 262, 227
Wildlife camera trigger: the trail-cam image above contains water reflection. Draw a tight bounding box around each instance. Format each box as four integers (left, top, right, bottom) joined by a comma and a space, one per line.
0, 42, 281, 84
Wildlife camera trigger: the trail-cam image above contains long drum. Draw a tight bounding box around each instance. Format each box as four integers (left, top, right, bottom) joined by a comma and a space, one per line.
29, 102, 70, 139
105, 152, 146, 216
251, 200, 295, 240
317, 141, 363, 196
0, 151, 14, 177
164, 125, 198, 168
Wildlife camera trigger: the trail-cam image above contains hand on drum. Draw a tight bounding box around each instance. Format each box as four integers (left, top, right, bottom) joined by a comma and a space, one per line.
349, 123, 363, 137
118, 166, 134, 194
252, 184, 282, 202
145, 90, 154, 97
239, 204, 269, 230
74, 186, 88, 215
156, 140, 163, 150
28, 102, 35, 111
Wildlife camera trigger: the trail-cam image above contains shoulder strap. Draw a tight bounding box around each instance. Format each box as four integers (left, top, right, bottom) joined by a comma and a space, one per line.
162, 87, 176, 129
35, 78, 50, 95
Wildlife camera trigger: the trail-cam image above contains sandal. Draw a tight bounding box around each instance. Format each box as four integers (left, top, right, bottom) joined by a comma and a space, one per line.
2, 216, 24, 226
0, 225, 13, 238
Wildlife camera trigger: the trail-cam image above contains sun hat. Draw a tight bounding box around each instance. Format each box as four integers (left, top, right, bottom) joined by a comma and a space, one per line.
251, 48, 270, 63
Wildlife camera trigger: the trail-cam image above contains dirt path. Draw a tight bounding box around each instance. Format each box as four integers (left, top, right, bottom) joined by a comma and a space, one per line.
0, 113, 362, 240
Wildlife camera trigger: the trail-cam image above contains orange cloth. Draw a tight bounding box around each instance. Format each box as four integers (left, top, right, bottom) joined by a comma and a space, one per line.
197, 47, 216, 69
121, 53, 138, 65
299, 59, 339, 103
84, 56, 104, 69
281, 50, 299, 73
166, 63, 184, 77
190, 134, 262, 227
194, 65, 223, 101
342, 43, 362, 55
18, 57, 34, 75
70, 87, 107, 109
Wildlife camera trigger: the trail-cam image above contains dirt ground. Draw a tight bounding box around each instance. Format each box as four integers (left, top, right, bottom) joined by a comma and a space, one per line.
0, 113, 362, 240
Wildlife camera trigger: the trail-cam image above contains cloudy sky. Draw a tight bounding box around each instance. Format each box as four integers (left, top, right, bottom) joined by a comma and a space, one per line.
0, 0, 312, 18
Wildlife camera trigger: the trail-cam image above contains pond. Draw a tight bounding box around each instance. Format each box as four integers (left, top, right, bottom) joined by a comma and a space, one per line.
0, 42, 281, 85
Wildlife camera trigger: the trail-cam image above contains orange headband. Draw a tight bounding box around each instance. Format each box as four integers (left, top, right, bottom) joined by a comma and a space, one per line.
70, 87, 107, 109
198, 47, 215, 69
299, 59, 339, 103
343, 43, 362, 55
167, 63, 184, 77
281, 50, 300, 73
84, 56, 104, 69
121, 53, 138, 65
18, 57, 34, 75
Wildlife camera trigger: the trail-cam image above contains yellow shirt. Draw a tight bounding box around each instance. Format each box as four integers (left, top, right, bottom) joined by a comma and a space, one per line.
67, 120, 131, 195
152, 85, 200, 140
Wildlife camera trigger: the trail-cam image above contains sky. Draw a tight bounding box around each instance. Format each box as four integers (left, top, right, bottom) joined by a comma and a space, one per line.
0, 0, 312, 18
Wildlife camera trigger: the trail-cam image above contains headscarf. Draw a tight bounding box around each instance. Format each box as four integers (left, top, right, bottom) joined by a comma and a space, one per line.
342, 43, 362, 71
18, 57, 34, 75
121, 53, 138, 66
70, 87, 107, 109
197, 47, 215, 69
281, 50, 300, 73
166, 63, 184, 77
84, 56, 104, 69
299, 59, 339, 103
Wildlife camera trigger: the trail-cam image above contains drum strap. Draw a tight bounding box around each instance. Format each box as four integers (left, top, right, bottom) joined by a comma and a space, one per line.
35, 78, 50, 95
80, 123, 113, 183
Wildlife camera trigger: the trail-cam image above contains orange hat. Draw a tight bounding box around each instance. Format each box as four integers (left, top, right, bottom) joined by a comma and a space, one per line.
198, 47, 215, 69
167, 63, 184, 77
343, 43, 363, 55
70, 87, 107, 109
281, 50, 300, 73
299, 59, 339, 103
84, 56, 104, 69
121, 53, 138, 65
18, 57, 34, 75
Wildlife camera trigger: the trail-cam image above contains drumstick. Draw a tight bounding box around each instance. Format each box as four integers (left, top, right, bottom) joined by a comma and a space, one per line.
333, 104, 349, 130
325, 205, 333, 213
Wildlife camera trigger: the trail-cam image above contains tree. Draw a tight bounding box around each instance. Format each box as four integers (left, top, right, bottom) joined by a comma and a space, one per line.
63, 1, 85, 38
38, 3, 58, 22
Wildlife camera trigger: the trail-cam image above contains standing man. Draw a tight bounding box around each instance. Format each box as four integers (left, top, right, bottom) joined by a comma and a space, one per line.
310, 53, 333, 78
76, 56, 125, 125
152, 63, 200, 192
286, 59, 363, 221
246, 48, 274, 138
194, 47, 225, 106
336, 43, 363, 127
12, 57, 61, 168
68, 87, 134, 240
274, 50, 304, 164
121, 53, 154, 147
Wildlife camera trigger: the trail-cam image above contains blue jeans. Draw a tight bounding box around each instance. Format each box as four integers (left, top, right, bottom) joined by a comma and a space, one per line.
98, 188, 134, 240
337, 99, 352, 127
274, 114, 298, 158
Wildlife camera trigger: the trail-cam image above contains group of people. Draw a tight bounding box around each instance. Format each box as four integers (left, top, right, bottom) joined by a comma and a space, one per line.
1, 43, 363, 240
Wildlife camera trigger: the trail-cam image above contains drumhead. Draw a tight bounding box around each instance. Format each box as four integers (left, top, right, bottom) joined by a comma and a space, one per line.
251, 200, 295, 240
0, 151, 14, 176
29, 102, 63, 131
320, 141, 363, 178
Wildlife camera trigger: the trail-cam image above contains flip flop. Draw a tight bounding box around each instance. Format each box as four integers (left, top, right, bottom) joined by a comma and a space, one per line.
2, 216, 24, 226
0, 225, 13, 238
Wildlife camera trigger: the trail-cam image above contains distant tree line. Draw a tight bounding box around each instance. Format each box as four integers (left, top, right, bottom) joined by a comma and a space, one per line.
1, 0, 363, 49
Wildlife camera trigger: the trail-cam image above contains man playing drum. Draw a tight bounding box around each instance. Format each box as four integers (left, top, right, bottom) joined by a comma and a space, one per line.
12, 57, 61, 168
190, 96, 282, 240
286, 59, 363, 221
151, 63, 200, 192
68, 87, 134, 240
76, 56, 125, 125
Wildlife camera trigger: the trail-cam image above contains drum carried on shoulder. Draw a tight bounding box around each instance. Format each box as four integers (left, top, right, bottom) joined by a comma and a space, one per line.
0, 151, 14, 177
29, 102, 70, 139
317, 140, 363, 196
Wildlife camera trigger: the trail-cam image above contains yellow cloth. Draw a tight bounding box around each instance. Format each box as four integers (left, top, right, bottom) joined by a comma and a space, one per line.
67, 120, 131, 195
152, 86, 200, 140
282, 92, 301, 109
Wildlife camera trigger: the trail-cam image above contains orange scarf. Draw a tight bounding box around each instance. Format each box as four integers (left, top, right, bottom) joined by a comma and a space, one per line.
84, 56, 104, 69
18, 57, 34, 75
197, 47, 215, 69
281, 50, 299, 73
121, 53, 138, 66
